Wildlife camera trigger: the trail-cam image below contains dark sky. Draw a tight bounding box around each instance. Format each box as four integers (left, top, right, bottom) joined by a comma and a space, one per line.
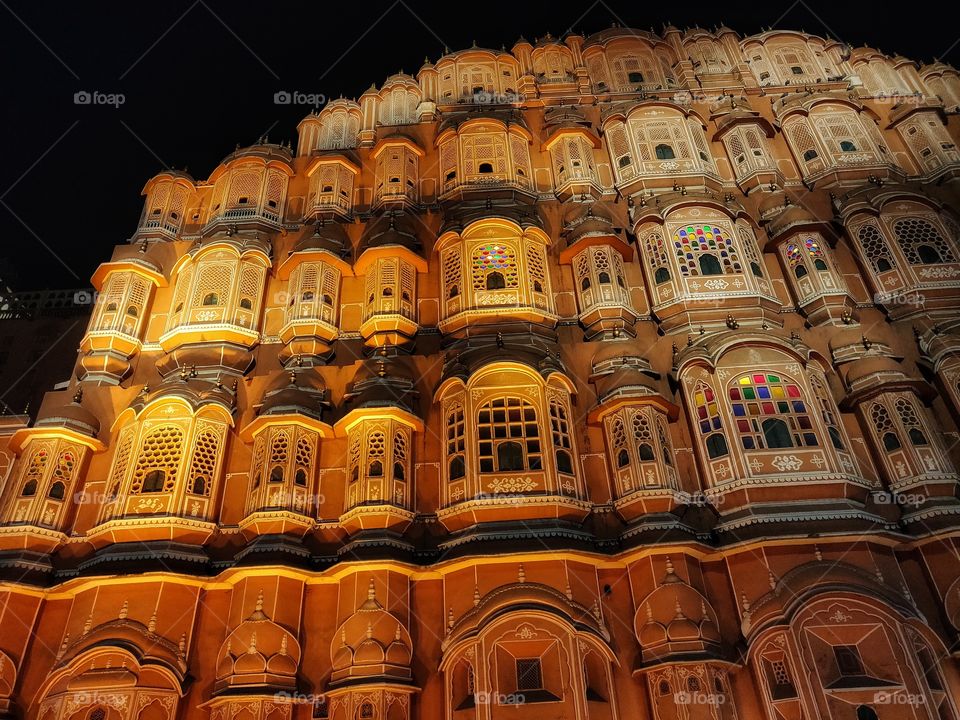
0, 0, 954, 289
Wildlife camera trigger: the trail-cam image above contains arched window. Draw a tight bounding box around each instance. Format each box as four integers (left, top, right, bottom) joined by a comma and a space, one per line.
761, 418, 792, 448
655, 143, 675, 160
142, 470, 166, 493
498, 441, 524, 471
132, 425, 184, 495
729, 373, 817, 450
840, 140, 858, 152
202, 292, 219, 306
472, 244, 519, 291
369, 459, 383, 477
477, 397, 541, 473
673, 224, 742, 277
48, 481, 65, 500
892, 217, 956, 265
699, 254, 722, 275
803, 148, 818, 161
694, 381, 728, 459
486, 271, 506, 290
896, 398, 929, 445
446, 405, 465, 481
856, 706, 878, 720
449, 455, 465, 480
638, 443, 655, 461
655, 267, 670, 284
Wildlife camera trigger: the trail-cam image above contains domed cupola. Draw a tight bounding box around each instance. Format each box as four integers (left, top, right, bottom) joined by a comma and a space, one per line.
334, 357, 423, 538
203, 141, 293, 236
324, 579, 418, 719
355, 211, 428, 349
0, 387, 106, 556
330, 579, 414, 685
276, 220, 354, 367
239, 369, 333, 538
560, 201, 639, 339
214, 590, 301, 694
634, 557, 725, 666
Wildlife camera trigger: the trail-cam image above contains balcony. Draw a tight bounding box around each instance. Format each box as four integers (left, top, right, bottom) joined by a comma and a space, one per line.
203, 204, 283, 235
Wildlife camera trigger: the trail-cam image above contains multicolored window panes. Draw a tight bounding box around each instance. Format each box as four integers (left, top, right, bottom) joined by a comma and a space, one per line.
472, 243, 519, 290
694, 383, 723, 434
673, 224, 742, 277
728, 373, 817, 450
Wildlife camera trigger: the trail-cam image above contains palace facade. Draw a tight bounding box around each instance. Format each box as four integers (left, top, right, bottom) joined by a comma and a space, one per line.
2, 23, 960, 720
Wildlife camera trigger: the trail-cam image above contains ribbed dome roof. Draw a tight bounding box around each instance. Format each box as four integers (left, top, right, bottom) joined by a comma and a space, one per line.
330, 579, 414, 685
258, 369, 329, 419
35, 387, 101, 438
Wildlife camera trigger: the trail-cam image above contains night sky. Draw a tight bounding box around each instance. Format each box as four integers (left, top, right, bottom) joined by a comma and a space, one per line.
0, 0, 954, 290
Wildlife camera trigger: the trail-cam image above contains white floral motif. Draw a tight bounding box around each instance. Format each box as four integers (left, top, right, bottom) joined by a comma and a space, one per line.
919, 267, 960, 279
829, 609, 851, 622
488, 477, 537, 494
771, 455, 803, 472
703, 279, 728, 290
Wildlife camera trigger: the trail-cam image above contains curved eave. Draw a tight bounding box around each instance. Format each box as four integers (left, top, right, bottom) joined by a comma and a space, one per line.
559, 234, 633, 264
587, 393, 679, 424
240, 413, 335, 442
712, 112, 776, 139
91, 261, 167, 290
10, 426, 105, 454
305, 155, 362, 177
371, 136, 426, 159
354, 246, 428, 274
277, 249, 354, 280
112, 396, 235, 431
543, 125, 602, 151
334, 407, 423, 435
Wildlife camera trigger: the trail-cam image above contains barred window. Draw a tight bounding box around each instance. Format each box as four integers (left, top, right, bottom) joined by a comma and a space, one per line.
856, 223, 895, 272
516, 658, 543, 691
477, 397, 541, 473
131, 426, 183, 494
446, 405, 466, 481
892, 217, 955, 264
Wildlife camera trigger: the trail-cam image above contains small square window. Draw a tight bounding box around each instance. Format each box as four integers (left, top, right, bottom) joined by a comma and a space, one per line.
516, 658, 543, 691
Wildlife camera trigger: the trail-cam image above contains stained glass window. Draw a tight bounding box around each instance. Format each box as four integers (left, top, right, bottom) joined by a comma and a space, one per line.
673, 225, 742, 277
728, 373, 817, 450
694, 381, 728, 458
472, 244, 519, 291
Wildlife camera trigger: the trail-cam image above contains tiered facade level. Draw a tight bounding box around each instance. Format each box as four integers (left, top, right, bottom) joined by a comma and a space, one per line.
3, 24, 960, 720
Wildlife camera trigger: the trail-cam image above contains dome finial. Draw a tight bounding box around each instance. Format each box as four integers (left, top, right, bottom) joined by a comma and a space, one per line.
368, 578, 376, 601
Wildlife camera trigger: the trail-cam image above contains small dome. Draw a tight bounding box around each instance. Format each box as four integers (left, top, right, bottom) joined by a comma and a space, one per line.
344, 355, 419, 415
259, 369, 328, 419
844, 356, 908, 386
35, 387, 101, 438
639, 614, 668, 646
358, 212, 421, 256
594, 366, 660, 402
329, 579, 414, 686
667, 613, 700, 641
214, 590, 301, 693
292, 220, 350, 258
